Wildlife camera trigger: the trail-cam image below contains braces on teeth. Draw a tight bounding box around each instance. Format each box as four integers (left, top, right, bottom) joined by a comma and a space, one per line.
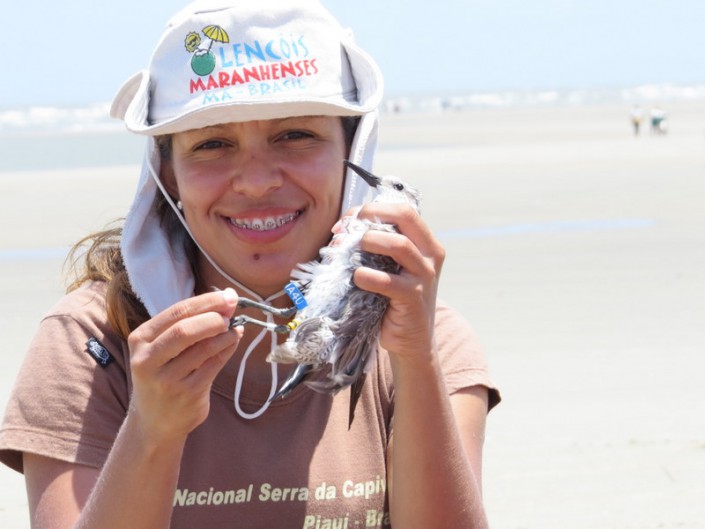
232, 212, 299, 231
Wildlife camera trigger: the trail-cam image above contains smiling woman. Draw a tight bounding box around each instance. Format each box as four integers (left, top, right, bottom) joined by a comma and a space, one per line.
0, 2, 499, 529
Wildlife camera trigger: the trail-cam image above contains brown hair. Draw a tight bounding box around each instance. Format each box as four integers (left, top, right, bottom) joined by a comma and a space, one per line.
66, 116, 360, 339
65, 225, 149, 339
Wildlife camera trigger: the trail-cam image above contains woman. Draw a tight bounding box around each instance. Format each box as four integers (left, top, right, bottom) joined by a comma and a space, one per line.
0, 1, 499, 528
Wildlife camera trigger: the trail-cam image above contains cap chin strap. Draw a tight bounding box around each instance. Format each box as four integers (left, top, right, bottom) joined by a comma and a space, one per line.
234, 316, 279, 420
147, 155, 283, 420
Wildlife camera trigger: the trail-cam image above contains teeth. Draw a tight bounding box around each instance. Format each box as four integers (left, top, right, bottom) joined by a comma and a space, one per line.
230, 211, 300, 231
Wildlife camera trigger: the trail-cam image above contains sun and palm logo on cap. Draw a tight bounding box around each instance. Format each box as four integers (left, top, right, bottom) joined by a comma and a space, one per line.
185, 25, 230, 76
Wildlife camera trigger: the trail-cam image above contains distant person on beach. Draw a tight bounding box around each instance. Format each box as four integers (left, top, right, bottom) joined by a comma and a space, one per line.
650, 106, 668, 134
630, 105, 643, 136
0, 2, 499, 528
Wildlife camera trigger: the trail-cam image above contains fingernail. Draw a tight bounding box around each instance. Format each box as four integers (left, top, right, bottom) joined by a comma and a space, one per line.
222, 288, 238, 305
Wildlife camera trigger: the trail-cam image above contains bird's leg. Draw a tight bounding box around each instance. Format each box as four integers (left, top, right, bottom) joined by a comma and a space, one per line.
229, 297, 298, 334
229, 314, 292, 334
212, 288, 297, 319
237, 297, 298, 319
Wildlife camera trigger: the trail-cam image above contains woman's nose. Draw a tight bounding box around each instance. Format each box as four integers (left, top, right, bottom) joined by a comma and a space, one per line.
230, 153, 284, 197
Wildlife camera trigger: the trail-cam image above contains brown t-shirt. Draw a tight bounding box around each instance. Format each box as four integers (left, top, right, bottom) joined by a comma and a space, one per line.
0, 281, 499, 528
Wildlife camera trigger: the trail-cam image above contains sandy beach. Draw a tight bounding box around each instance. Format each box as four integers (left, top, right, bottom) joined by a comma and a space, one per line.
1, 101, 704, 528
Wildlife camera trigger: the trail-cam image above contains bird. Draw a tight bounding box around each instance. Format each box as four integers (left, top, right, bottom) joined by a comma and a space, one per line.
266, 160, 422, 426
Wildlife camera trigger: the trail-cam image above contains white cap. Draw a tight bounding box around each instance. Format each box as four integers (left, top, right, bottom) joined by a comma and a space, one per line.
112, 0, 384, 317
110, 0, 383, 135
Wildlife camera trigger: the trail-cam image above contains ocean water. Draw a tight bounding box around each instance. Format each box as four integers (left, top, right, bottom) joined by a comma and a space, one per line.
2, 83, 704, 172
0, 129, 146, 172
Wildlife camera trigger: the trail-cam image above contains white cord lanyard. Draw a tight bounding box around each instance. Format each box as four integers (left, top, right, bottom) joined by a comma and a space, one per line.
233, 311, 279, 419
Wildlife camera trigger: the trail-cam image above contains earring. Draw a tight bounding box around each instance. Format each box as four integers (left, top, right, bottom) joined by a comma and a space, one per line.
176, 200, 183, 211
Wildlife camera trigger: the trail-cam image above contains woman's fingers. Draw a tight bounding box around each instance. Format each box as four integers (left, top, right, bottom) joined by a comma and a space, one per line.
356, 202, 445, 266
136, 288, 238, 342
129, 289, 239, 369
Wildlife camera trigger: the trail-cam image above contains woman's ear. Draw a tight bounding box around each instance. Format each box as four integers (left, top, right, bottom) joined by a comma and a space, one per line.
160, 158, 179, 200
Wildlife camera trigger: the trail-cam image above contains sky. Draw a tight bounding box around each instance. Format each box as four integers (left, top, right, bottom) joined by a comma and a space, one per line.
3, 0, 705, 107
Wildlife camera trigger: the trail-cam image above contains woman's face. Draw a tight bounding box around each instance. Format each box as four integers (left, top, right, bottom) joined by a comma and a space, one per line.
163, 116, 348, 297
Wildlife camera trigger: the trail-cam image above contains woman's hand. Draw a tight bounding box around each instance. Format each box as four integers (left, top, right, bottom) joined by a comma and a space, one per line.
351, 202, 445, 364
127, 288, 242, 444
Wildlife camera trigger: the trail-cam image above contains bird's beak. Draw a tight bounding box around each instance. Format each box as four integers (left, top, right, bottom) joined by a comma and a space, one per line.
343, 160, 381, 188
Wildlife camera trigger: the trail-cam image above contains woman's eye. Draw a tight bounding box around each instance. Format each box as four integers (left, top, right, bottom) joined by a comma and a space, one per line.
279, 130, 313, 142
196, 139, 226, 150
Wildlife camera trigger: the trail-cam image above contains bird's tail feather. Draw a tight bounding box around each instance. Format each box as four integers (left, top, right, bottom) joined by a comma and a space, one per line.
348, 374, 367, 427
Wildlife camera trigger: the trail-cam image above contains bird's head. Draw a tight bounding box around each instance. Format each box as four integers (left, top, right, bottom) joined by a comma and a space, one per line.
343, 160, 422, 211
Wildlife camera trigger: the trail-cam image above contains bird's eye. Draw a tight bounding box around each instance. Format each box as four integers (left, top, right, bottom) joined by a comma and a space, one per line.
393, 183, 405, 191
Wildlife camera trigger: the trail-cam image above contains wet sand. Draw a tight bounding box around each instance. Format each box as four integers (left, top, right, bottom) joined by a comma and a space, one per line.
1, 102, 704, 528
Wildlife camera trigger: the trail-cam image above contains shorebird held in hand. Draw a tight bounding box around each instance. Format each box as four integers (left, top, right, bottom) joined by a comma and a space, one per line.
265, 160, 423, 426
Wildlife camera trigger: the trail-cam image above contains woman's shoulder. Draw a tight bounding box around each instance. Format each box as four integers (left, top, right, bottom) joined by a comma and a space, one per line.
47, 280, 108, 317
41, 280, 111, 332
39, 280, 122, 354
30, 279, 128, 389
